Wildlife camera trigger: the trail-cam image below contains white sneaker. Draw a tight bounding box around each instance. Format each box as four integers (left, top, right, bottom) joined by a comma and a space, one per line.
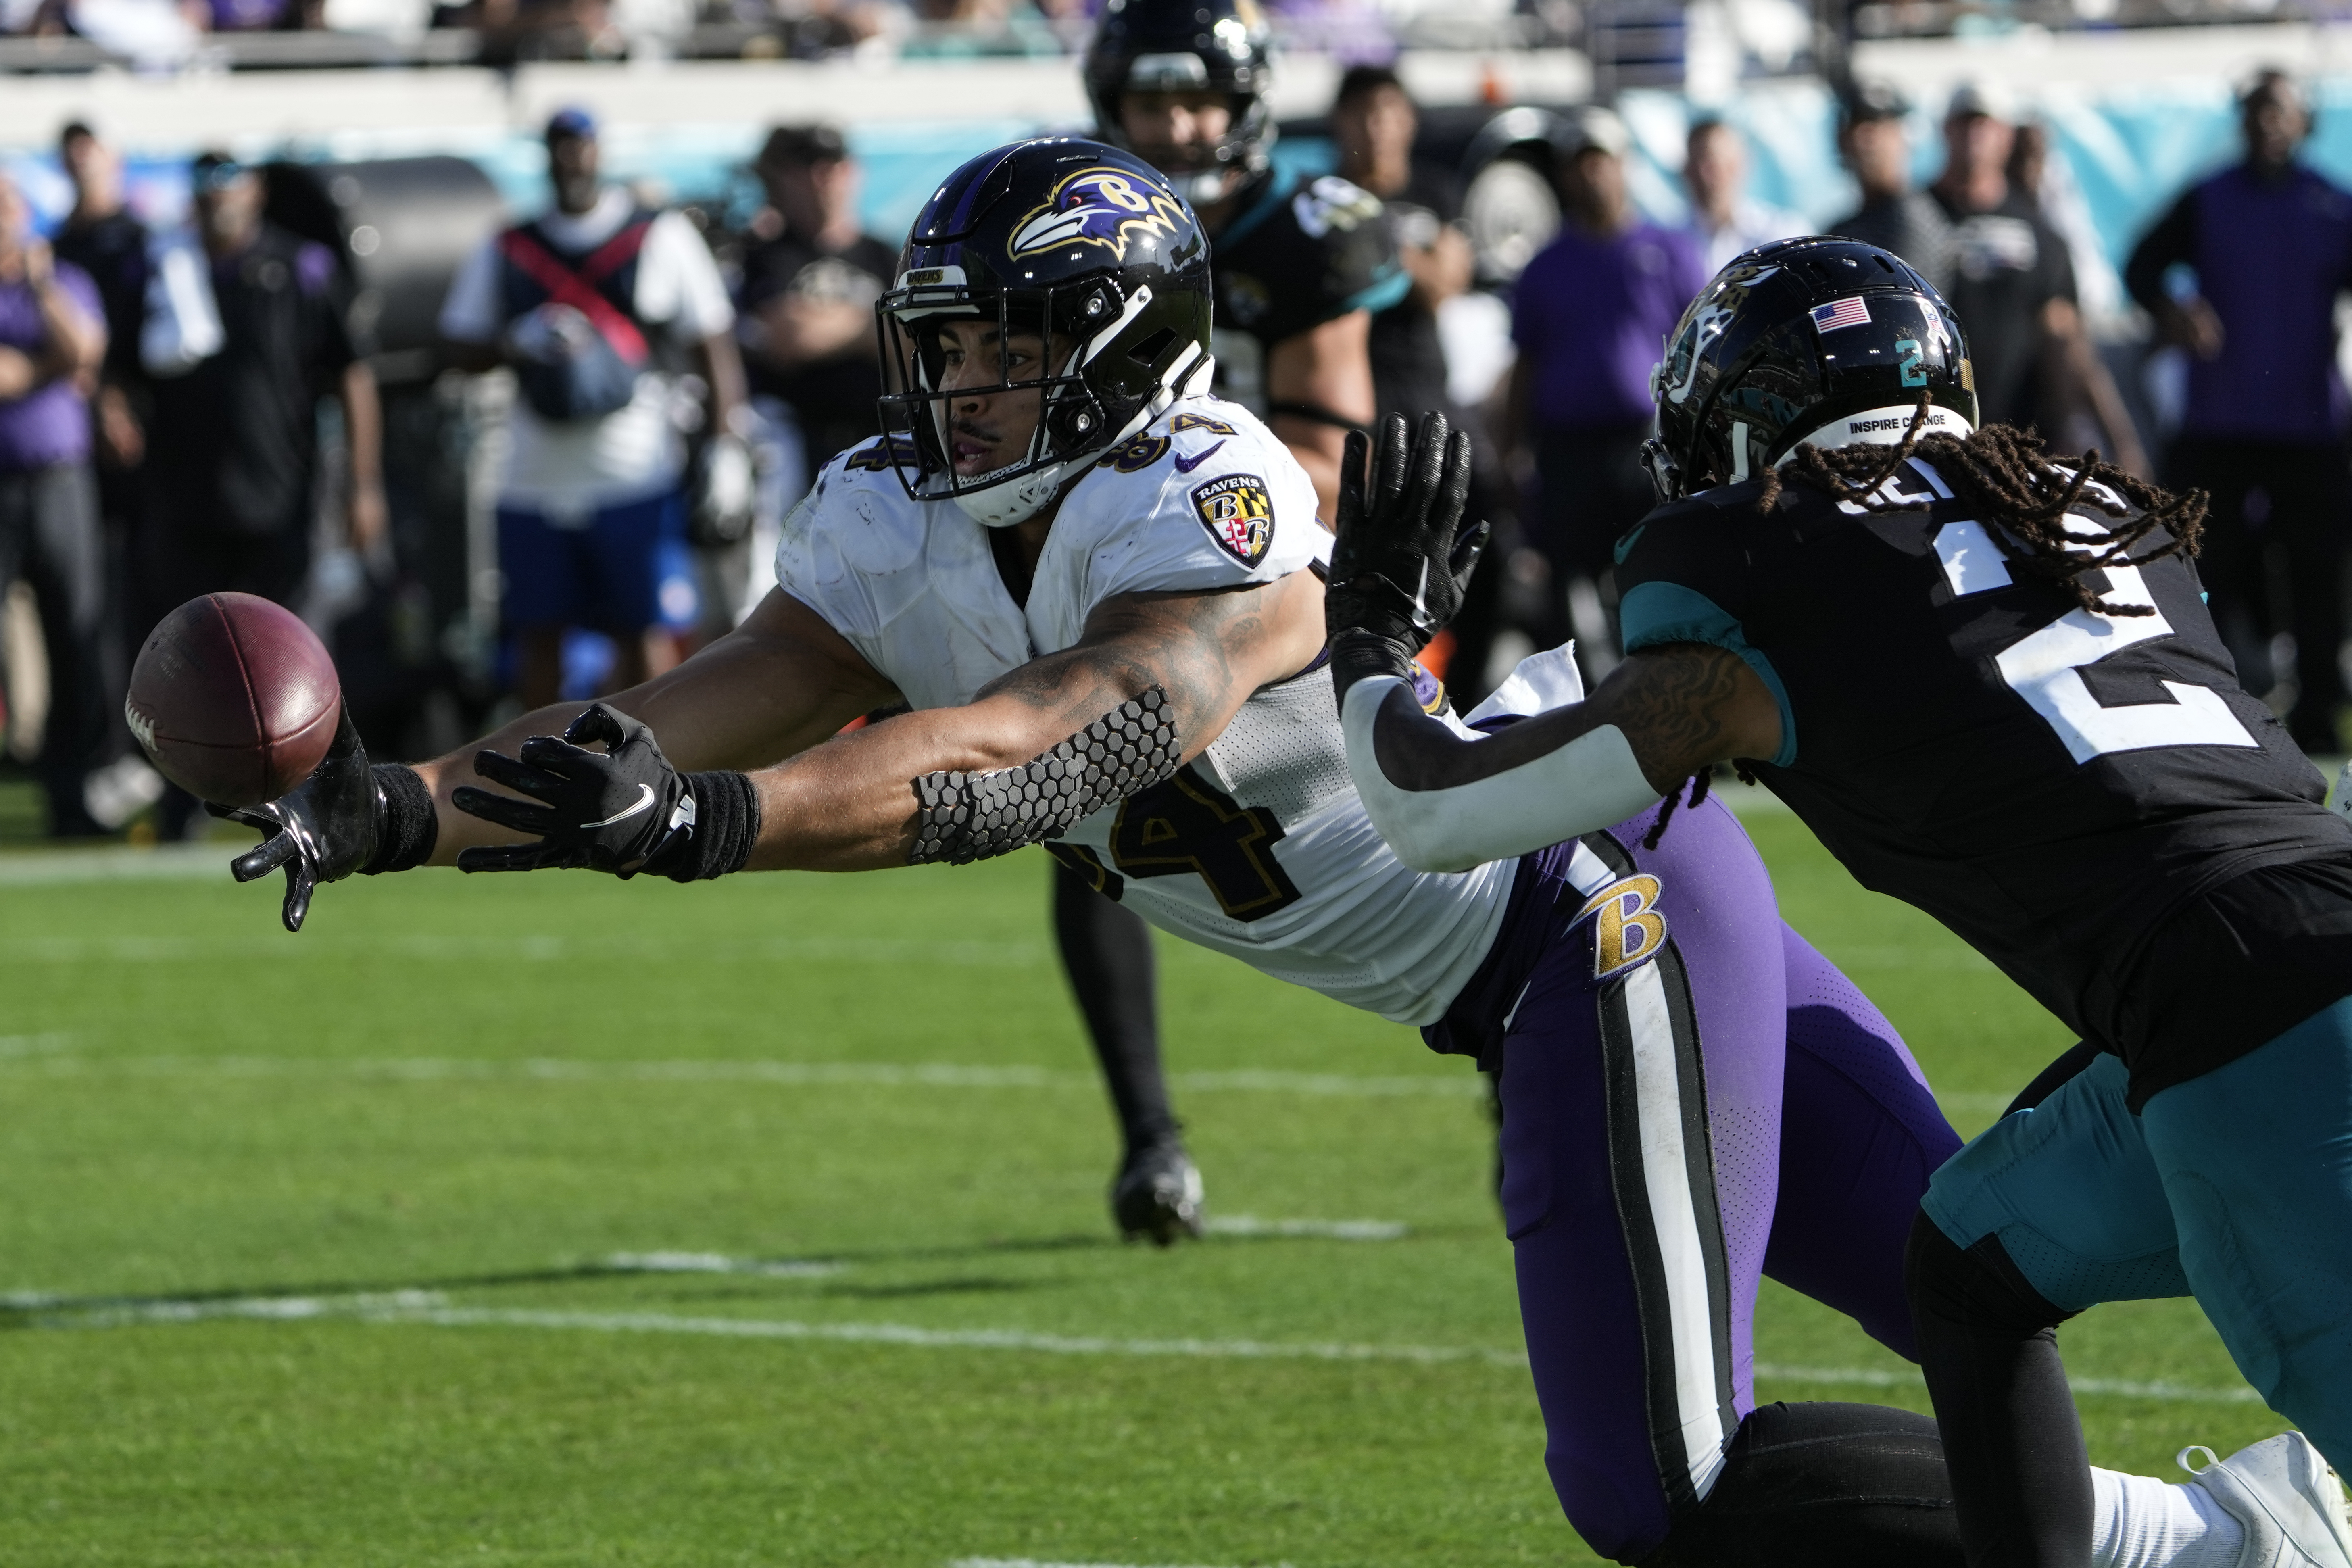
2181, 1432, 2352, 1568
83, 754, 164, 831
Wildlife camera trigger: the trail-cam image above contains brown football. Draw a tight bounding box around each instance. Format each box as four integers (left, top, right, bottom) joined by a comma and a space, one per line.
126, 593, 342, 808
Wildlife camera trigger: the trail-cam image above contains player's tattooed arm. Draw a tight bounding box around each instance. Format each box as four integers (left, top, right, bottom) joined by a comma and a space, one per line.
736, 568, 1327, 872
414, 588, 901, 867
1594, 644, 1779, 786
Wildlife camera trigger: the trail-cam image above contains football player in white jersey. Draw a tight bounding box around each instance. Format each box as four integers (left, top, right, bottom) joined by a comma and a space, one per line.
210, 141, 2235, 1568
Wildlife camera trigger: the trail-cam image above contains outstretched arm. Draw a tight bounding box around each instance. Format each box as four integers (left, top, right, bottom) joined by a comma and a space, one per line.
445, 570, 1323, 877
223, 586, 901, 928
1326, 412, 1781, 872
412, 586, 901, 865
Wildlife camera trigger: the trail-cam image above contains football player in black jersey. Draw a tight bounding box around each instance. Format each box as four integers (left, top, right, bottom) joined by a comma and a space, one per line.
1042, 0, 1411, 1244
1329, 237, 2352, 1568
1085, 0, 1405, 525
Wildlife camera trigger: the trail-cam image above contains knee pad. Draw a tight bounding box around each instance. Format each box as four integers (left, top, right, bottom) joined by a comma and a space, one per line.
1904, 1209, 2075, 1338
1633, 1402, 1960, 1568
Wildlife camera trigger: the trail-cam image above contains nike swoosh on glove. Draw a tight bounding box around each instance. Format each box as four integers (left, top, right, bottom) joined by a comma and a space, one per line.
452, 704, 699, 876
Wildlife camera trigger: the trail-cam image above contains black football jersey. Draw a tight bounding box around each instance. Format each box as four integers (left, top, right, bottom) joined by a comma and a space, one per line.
1613, 455, 2352, 1097
1208, 167, 1407, 416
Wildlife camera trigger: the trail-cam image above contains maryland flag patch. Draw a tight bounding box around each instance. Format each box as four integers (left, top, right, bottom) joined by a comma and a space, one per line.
1189, 473, 1274, 567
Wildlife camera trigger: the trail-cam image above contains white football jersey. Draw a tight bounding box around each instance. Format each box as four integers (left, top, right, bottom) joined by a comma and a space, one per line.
776, 394, 1514, 1026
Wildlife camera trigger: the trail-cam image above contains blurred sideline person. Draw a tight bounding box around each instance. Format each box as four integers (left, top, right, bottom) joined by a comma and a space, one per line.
0, 170, 110, 836
52, 120, 167, 834
738, 123, 896, 475
1928, 82, 2144, 473
2126, 70, 2352, 753
1042, 0, 1407, 1239
227, 140, 2042, 1568
438, 107, 747, 709
1503, 106, 1706, 665
54, 123, 152, 515
1680, 119, 1804, 275
139, 151, 383, 839
1330, 62, 1510, 708
1829, 82, 1954, 293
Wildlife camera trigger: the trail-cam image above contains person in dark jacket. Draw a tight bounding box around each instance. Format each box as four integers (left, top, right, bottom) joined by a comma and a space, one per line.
2125, 69, 2352, 752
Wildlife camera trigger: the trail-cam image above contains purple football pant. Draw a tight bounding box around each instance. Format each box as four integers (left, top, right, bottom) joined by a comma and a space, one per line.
1470, 796, 1960, 1562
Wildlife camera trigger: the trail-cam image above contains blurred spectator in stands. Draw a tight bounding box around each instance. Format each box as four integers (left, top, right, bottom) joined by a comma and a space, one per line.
52, 121, 166, 834
53, 125, 148, 490
1681, 118, 1804, 274
1333, 66, 1469, 427
1929, 82, 2143, 472
738, 124, 892, 473
195, 0, 322, 31
2126, 69, 2352, 751
2006, 116, 2144, 468
442, 0, 624, 61
439, 108, 744, 709
1503, 106, 1706, 666
1830, 81, 1953, 293
0, 170, 109, 836
1330, 61, 1508, 699
138, 152, 382, 835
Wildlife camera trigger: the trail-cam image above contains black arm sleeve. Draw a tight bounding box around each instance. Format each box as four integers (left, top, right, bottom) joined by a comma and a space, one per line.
2123, 188, 2199, 316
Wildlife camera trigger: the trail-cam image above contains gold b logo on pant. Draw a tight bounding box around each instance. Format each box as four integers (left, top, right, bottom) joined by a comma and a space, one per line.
1575, 874, 1668, 980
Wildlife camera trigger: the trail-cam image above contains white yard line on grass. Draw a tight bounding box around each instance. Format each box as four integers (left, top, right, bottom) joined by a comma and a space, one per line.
951, 1558, 1286, 1568
0, 844, 234, 884
16, 1293, 2268, 1402
0, 932, 1044, 967
0, 1032, 71, 1058
1205, 1216, 1409, 1241
602, 1252, 843, 1278
0, 1053, 1485, 1099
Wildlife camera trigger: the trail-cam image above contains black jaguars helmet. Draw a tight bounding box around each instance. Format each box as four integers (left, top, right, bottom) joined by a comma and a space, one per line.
1643, 236, 1978, 502
874, 137, 1214, 529
1084, 0, 1274, 203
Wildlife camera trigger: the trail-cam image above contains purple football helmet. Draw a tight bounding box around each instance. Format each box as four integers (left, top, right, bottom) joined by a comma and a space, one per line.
874, 137, 1214, 528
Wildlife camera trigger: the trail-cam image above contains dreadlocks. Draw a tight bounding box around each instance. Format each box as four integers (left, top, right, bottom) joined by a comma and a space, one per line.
1756, 396, 2207, 619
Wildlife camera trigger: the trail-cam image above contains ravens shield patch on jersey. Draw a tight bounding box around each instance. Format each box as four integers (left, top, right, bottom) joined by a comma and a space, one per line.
1190, 473, 1274, 567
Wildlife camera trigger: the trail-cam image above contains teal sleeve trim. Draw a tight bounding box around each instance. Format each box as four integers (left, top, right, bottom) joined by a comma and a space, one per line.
1618, 580, 1798, 769
1337, 266, 1411, 318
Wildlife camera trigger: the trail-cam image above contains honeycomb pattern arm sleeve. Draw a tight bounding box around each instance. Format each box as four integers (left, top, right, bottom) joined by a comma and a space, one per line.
907, 688, 1182, 867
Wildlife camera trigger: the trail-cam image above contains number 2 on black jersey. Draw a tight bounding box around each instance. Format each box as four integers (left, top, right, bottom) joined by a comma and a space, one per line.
1931, 511, 2256, 761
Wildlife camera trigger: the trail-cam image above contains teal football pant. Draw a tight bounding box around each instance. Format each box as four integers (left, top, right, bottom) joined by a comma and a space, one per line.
1922, 995, 2352, 1467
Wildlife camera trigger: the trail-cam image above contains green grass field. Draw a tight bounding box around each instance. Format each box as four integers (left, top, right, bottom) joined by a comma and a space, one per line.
0, 792, 2294, 1567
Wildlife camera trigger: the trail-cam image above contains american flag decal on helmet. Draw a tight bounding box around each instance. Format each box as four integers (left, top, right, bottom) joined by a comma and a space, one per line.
1810, 296, 1872, 333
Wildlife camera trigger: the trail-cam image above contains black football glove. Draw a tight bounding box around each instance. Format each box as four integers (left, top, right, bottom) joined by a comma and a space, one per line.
452, 704, 699, 876
215, 707, 382, 933
1326, 410, 1487, 703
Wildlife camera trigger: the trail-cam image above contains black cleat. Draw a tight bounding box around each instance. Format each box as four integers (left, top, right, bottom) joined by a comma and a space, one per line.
1111, 1141, 1205, 1245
